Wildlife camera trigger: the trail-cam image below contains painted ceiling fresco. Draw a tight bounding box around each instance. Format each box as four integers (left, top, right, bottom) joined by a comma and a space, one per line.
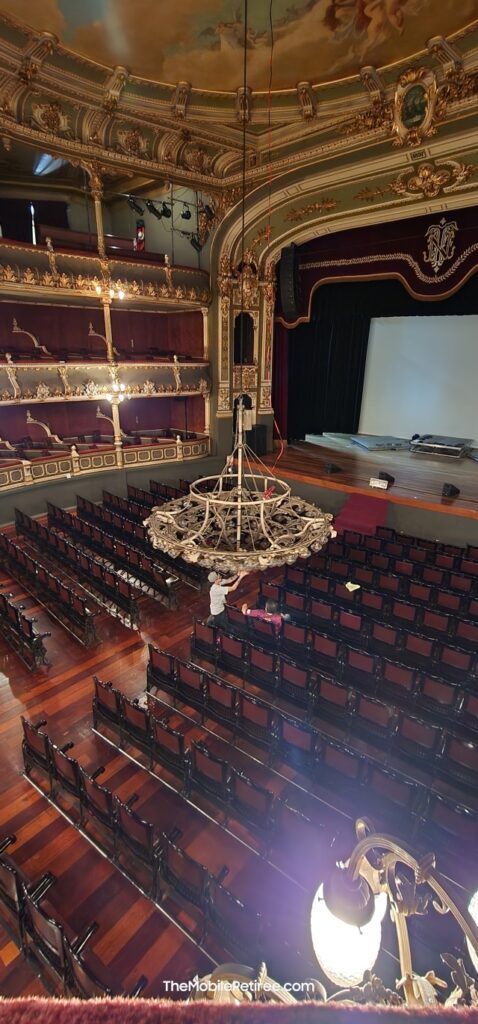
1, 0, 478, 91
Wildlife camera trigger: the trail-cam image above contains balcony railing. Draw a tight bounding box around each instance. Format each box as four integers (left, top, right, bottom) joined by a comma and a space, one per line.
0, 435, 211, 492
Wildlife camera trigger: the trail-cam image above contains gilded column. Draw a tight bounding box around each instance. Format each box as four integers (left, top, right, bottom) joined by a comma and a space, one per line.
201, 306, 209, 360
101, 294, 115, 363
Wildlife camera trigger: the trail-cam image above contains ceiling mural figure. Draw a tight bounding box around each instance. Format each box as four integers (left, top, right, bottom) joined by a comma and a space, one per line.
0, 0, 476, 91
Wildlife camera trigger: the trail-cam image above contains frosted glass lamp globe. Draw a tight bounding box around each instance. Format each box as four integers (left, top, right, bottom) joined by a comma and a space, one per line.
311, 883, 387, 988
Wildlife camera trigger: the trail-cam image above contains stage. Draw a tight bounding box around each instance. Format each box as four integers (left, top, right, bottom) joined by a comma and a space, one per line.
257, 439, 478, 524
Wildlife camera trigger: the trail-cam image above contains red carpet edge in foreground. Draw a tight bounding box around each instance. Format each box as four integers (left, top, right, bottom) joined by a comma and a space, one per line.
1, 1001, 478, 1024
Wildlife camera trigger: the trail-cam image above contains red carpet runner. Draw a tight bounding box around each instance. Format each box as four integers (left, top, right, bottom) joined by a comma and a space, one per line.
334, 494, 390, 536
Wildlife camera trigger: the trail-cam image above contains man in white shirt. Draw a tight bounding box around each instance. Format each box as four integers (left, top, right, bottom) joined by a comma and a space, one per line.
207, 570, 247, 628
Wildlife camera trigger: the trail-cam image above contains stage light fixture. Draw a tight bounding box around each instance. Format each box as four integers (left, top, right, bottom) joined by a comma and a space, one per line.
203, 204, 215, 221
145, 199, 162, 220
190, 235, 202, 253
442, 483, 460, 498
161, 202, 172, 218
127, 196, 144, 215
181, 204, 192, 221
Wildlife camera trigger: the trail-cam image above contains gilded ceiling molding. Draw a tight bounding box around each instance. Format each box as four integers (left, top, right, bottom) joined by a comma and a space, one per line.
355, 160, 476, 202
284, 198, 339, 224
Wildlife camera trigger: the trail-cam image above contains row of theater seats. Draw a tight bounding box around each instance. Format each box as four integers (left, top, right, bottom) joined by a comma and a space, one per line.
22, 714, 262, 965
286, 555, 478, 606
325, 532, 477, 571
0, 589, 50, 669
126, 479, 192, 508
343, 525, 476, 559
15, 509, 140, 628
267, 574, 478, 634
77, 492, 205, 590
94, 673, 299, 847
189, 619, 478, 804
152, 635, 478, 878
224, 596, 478, 679
0, 833, 147, 998
47, 502, 178, 609
210, 610, 476, 719
102, 487, 158, 522
0, 533, 97, 647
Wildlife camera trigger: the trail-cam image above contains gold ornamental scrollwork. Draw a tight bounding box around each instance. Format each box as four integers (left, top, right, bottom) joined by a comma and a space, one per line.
389, 159, 475, 200
355, 160, 475, 203
284, 198, 338, 224
341, 98, 394, 138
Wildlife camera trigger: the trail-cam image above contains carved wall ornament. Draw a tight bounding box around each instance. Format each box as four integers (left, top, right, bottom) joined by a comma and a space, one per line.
172, 354, 182, 391
341, 98, 394, 137
31, 102, 71, 135
236, 86, 252, 124
103, 66, 128, 113
172, 81, 190, 119
4, 362, 20, 398
360, 66, 385, 101
297, 82, 316, 120
423, 218, 458, 275
57, 364, 71, 396
427, 36, 463, 73
217, 385, 231, 412
233, 250, 259, 309
260, 384, 272, 410
355, 160, 475, 203
284, 197, 338, 224
142, 379, 156, 395
181, 143, 212, 175
436, 67, 478, 111
389, 159, 474, 200
35, 382, 51, 401
392, 67, 438, 147
116, 126, 149, 158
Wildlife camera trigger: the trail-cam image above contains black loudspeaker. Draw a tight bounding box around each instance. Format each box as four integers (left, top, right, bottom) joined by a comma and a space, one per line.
250, 424, 267, 456
325, 463, 342, 474
379, 471, 395, 485
442, 483, 460, 497
279, 243, 302, 321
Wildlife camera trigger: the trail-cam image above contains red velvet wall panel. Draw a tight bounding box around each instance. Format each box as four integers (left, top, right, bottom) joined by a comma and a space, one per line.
0, 401, 113, 441
0, 301, 105, 357
111, 309, 203, 357
119, 396, 204, 433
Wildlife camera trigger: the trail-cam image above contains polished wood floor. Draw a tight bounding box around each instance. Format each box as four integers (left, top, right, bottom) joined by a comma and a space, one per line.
258, 442, 478, 519
0, 501, 476, 997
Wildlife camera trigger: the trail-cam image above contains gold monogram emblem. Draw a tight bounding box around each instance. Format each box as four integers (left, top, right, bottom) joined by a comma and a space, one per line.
423, 218, 458, 275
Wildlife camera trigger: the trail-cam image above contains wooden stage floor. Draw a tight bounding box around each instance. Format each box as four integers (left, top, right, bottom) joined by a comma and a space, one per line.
258, 441, 478, 520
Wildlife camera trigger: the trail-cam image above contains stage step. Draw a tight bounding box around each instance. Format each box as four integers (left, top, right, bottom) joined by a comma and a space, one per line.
334, 493, 389, 536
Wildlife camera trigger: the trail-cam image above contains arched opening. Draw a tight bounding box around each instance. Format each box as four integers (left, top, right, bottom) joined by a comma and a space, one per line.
233, 312, 254, 365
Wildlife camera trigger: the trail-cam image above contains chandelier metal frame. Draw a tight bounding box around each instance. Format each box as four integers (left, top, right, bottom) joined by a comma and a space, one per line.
144, 402, 335, 572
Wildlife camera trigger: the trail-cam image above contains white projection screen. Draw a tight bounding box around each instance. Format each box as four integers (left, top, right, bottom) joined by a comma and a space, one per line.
358, 315, 478, 444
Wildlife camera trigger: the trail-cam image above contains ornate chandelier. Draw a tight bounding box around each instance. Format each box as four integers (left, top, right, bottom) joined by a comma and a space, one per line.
144, 402, 335, 573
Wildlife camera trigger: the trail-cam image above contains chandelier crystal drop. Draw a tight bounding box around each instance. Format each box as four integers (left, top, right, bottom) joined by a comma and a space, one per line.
144, 402, 335, 573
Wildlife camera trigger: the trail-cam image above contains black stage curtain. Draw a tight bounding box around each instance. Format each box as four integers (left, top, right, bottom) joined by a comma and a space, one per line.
287, 276, 478, 442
